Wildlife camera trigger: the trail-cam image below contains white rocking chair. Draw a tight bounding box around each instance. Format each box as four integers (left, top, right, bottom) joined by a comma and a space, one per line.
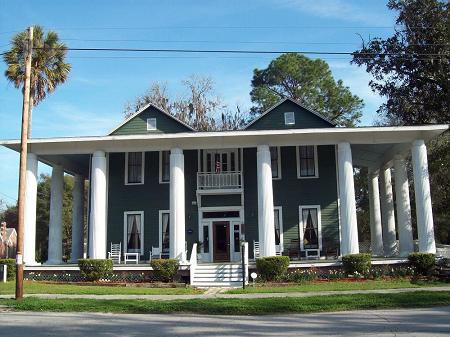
275, 244, 284, 256
253, 241, 260, 260
149, 246, 162, 262
108, 243, 121, 264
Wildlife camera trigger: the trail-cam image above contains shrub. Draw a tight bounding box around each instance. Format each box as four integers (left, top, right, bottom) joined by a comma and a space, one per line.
408, 253, 435, 276
342, 253, 371, 276
256, 256, 290, 281
0, 258, 15, 281
151, 259, 179, 282
78, 259, 113, 282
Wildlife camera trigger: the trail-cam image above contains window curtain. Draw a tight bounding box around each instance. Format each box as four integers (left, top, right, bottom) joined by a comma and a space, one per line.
270, 147, 279, 178
127, 214, 141, 253
162, 151, 170, 182
274, 209, 281, 245
162, 213, 170, 253
128, 152, 142, 183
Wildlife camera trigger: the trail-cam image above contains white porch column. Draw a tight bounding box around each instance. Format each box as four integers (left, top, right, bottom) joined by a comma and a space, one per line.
411, 140, 436, 253
337, 142, 359, 255
393, 156, 414, 256
46, 165, 64, 264
24, 153, 38, 265
169, 148, 186, 261
368, 168, 383, 256
380, 167, 397, 256
257, 145, 276, 257
88, 151, 107, 259
70, 174, 84, 263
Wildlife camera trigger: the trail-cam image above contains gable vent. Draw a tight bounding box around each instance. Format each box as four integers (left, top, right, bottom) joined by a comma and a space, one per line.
147, 118, 157, 131
284, 112, 295, 125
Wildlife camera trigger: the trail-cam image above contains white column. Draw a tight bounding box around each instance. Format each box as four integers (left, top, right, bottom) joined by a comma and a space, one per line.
70, 174, 84, 263
411, 140, 436, 253
46, 165, 64, 264
257, 145, 276, 257
337, 142, 359, 255
380, 167, 397, 256
170, 148, 186, 261
24, 153, 38, 265
88, 151, 107, 259
368, 168, 383, 256
393, 156, 414, 256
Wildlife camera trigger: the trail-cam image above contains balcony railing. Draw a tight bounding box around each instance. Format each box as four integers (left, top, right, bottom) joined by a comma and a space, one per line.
197, 171, 242, 190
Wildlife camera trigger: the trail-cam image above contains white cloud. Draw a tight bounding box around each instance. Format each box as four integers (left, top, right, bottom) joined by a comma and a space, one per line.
277, 0, 390, 25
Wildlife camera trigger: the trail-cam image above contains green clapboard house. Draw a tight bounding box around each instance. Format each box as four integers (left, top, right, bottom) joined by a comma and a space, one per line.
1, 97, 447, 286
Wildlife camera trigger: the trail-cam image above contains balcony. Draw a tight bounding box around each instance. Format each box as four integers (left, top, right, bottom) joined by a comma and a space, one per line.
197, 171, 243, 193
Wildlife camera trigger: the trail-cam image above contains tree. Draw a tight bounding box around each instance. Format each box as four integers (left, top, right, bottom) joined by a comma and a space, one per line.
124, 75, 249, 131
352, 0, 450, 243
250, 53, 364, 127
352, 0, 449, 125
3, 26, 71, 137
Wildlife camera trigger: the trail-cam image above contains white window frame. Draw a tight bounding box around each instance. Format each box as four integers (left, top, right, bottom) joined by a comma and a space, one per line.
296, 145, 319, 179
125, 152, 145, 185
123, 211, 145, 255
298, 205, 322, 252
159, 210, 170, 253
284, 111, 295, 125
159, 151, 170, 184
270, 146, 282, 180
274, 206, 283, 247
146, 118, 157, 131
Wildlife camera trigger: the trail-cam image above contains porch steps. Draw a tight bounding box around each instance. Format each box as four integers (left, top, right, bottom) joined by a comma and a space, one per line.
192, 263, 244, 287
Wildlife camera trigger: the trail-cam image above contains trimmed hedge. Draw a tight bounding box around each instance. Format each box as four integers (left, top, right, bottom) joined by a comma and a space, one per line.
342, 253, 371, 276
78, 259, 113, 282
151, 259, 179, 282
408, 252, 435, 276
0, 258, 15, 281
256, 256, 290, 281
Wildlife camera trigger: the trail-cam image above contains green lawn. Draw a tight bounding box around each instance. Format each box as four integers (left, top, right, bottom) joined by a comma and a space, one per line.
0, 281, 203, 295
1, 291, 449, 315
226, 279, 448, 294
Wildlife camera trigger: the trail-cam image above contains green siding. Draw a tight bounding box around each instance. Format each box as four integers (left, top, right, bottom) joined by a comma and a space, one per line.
201, 194, 242, 207
246, 100, 334, 131
243, 145, 339, 257
111, 105, 193, 135
107, 150, 198, 257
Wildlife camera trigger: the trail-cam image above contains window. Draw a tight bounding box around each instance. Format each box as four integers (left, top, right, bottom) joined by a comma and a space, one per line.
270, 146, 281, 179
233, 224, 241, 253
274, 207, 283, 246
159, 151, 170, 183
297, 146, 318, 178
125, 152, 144, 184
284, 111, 295, 125
147, 118, 157, 131
299, 206, 322, 251
203, 225, 209, 253
159, 211, 170, 254
124, 211, 144, 254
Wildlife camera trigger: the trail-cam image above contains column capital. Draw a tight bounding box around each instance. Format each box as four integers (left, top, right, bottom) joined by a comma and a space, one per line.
412, 139, 425, 147
93, 150, 106, 158
170, 148, 183, 155
257, 144, 270, 153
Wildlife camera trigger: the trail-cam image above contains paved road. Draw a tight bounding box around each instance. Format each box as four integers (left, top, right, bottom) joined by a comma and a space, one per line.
0, 307, 449, 336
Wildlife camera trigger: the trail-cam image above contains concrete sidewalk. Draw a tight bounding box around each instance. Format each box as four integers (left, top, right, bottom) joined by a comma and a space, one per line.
0, 286, 449, 301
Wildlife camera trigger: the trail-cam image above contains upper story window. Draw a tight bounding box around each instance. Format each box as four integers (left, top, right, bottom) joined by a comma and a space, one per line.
147, 118, 157, 131
284, 111, 295, 125
159, 151, 170, 183
125, 152, 144, 185
297, 146, 318, 178
270, 146, 281, 179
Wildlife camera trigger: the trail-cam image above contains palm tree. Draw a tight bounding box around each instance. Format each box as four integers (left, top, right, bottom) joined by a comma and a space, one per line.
3, 26, 71, 137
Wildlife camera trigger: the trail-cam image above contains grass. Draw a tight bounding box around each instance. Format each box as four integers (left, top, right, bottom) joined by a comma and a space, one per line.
0, 291, 449, 315
226, 279, 448, 294
0, 281, 203, 295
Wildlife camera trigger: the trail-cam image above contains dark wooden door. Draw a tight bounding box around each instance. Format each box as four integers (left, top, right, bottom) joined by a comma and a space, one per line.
213, 221, 230, 262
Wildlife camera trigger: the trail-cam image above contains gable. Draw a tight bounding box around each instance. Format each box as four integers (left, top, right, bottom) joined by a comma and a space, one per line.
110, 105, 194, 136
245, 99, 335, 131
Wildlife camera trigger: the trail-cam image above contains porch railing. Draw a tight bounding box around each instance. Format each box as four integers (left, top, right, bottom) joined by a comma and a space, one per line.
197, 171, 242, 190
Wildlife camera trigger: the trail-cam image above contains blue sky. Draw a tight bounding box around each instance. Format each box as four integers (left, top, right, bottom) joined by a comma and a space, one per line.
0, 0, 396, 207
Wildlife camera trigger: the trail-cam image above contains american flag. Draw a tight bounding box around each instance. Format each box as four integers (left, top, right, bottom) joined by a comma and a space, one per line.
215, 160, 221, 173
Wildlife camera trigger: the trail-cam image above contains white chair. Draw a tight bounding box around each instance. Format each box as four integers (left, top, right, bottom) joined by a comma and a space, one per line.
108, 243, 121, 264
149, 246, 162, 262
275, 244, 284, 256
253, 241, 260, 260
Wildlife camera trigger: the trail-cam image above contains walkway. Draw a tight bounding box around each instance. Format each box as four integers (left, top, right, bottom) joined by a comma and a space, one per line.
1, 286, 449, 301
0, 307, 449, 336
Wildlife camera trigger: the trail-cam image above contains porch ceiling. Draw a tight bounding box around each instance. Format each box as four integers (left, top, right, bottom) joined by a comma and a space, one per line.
38, 154, 90, 177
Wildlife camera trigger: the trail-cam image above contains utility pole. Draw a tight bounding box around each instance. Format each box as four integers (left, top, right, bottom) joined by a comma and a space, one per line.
15, 26, 33, 300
